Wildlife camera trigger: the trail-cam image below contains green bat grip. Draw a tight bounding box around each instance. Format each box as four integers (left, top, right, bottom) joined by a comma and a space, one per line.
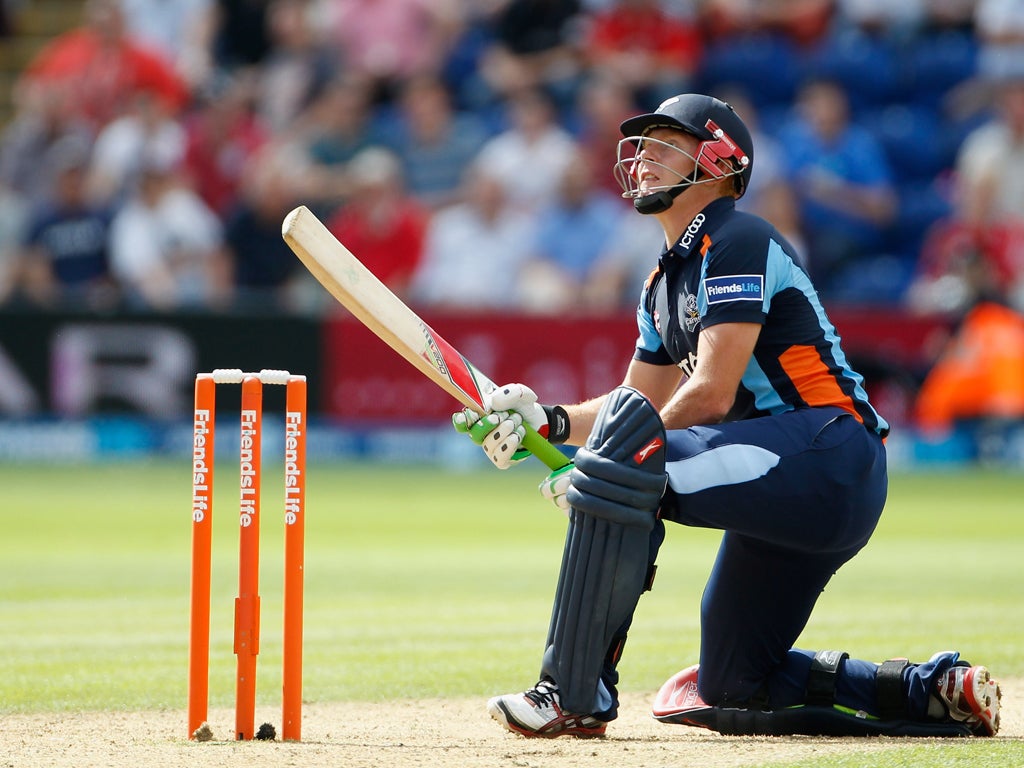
522, 424, 571, 471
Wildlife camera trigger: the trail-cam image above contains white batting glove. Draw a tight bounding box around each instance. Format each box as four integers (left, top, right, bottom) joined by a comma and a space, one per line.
452, 382, 571, 469
490, 383, 549, 433
452, 408, 528, 469
539, 464, 574, 515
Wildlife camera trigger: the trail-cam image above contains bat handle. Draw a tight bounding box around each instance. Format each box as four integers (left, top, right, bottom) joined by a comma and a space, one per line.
522, 424, 571, 471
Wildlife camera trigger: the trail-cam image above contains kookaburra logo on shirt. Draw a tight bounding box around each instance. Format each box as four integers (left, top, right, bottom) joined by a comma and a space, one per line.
681, 292, 700, 332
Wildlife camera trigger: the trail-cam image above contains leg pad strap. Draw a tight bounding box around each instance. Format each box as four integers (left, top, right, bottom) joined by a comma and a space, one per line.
805, 650, 849, 707
876, 658, 911, 720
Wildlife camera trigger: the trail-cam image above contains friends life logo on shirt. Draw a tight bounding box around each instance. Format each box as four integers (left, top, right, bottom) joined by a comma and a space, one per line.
703, 274, 764, 305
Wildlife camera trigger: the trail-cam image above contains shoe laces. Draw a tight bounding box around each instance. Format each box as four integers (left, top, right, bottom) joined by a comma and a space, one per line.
524, 679, 560, 709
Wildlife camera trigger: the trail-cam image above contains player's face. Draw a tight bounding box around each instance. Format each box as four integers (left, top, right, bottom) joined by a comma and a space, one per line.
634, 128, 701, 195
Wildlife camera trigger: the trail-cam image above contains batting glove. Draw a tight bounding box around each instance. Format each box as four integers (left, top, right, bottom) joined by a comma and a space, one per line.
490, 383, 548, 433
452, 408, 529, 469
491, 382, 572, 445
452, 383, 571, 469
539, 463, 574, 515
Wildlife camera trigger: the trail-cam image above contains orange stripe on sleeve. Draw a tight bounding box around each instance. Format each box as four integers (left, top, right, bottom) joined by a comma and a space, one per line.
778, 344, 863, 424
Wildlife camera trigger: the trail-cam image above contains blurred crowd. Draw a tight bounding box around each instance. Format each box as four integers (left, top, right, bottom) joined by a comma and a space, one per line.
1, 0, 1024, 320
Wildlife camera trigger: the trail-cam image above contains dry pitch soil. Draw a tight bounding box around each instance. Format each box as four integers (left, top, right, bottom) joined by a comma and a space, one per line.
3, 682, 1021, 768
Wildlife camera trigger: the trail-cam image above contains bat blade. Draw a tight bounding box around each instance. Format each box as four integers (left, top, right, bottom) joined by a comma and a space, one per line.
282, 205, 568, 471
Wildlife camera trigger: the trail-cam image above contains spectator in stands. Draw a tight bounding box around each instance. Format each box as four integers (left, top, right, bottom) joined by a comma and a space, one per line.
325, 147, 429, 299
975, 0, 1024, 80
720, 87, 807, 265
581, 0, 703, 106
86, 90, 187, 206
0, 181, 27, 305
252, 0, 340, 136
777, 78, 896, 292
14, 138, 116, 309
109, 153, 230, 310
830, 0, 925, 38
0, 79, 94, 209
304, 74, 378, 169
294, 74, 379, 212
699, 0, 833, 46
906, 76, 1024, 315
476, 0, 584, 108
319, 0, 462, 102
954, 76, 1024, 227
474, 87, 578, 215
913, 298, 1024, 458
517, 147, 630, 313
0, 0, 11, 37
410, 161, 535, 309
181, 72, 270, 219
212, 0, 274, 71
582, 203, 666, 309
922, 0, 976, 34
570, 71, 640, 198
385, 74, 491, 209
222, 147, 308, 308
120, 0, 217, 89
907, 228, 1024, 315
17, 0, 189, 131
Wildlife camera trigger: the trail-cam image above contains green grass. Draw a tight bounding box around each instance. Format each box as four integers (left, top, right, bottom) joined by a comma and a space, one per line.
764, 742, 1024, 768
0, 461, 1022, 766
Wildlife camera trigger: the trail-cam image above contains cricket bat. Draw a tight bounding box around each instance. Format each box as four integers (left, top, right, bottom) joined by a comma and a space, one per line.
281, 205, 569, 471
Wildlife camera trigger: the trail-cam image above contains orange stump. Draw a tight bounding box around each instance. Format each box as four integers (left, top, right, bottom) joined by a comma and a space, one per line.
282, 375, 307, 741
188, 374, 216, 739
234, 375, 263, 740
187, 369, 307, 741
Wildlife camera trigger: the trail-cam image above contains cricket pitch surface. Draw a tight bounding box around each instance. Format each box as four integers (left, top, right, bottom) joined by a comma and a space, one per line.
4, 683, 1021, 767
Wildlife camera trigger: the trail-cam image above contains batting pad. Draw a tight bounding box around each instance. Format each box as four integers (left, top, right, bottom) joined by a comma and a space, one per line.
653, 665, 974, 737
542, 387, 667, 715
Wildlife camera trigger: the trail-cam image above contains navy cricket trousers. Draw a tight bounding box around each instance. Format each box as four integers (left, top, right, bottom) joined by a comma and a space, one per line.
658, 406, 887, 709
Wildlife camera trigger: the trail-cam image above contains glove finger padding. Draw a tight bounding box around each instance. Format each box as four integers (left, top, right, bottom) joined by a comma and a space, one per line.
539, 464, 574, 515
453, 409, 494, 443
453, 407, 530, 469
482, 411, 527, 469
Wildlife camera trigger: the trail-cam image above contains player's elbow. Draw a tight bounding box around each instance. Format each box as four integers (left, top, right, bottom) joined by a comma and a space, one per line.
703, 400, 734, 424
669, 381, 735, 427
697, 383, 738, 424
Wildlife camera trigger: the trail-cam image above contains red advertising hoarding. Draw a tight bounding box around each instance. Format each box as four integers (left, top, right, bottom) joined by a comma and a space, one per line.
321, 307, 952, 426
322, 312, 639, 423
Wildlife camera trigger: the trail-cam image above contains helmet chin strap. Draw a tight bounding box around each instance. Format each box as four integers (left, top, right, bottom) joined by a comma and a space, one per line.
633, 178, 693, 215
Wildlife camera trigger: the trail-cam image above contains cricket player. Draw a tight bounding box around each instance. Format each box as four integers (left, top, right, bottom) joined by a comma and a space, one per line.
455, 93, 1001, 738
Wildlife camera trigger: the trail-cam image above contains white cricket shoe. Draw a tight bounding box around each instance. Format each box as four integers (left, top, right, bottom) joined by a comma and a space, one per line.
933, 664, 1001, 736
487, 678, 607, 738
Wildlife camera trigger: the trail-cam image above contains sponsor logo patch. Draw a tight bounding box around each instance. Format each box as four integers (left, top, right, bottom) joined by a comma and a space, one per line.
681, 292, 700, 332
704, 274, 763, 304
634, 437, 664, 464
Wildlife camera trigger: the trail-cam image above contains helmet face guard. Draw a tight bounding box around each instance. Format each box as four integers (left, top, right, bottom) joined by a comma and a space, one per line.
614, 94, 754, 213
614, 118, 750, 203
